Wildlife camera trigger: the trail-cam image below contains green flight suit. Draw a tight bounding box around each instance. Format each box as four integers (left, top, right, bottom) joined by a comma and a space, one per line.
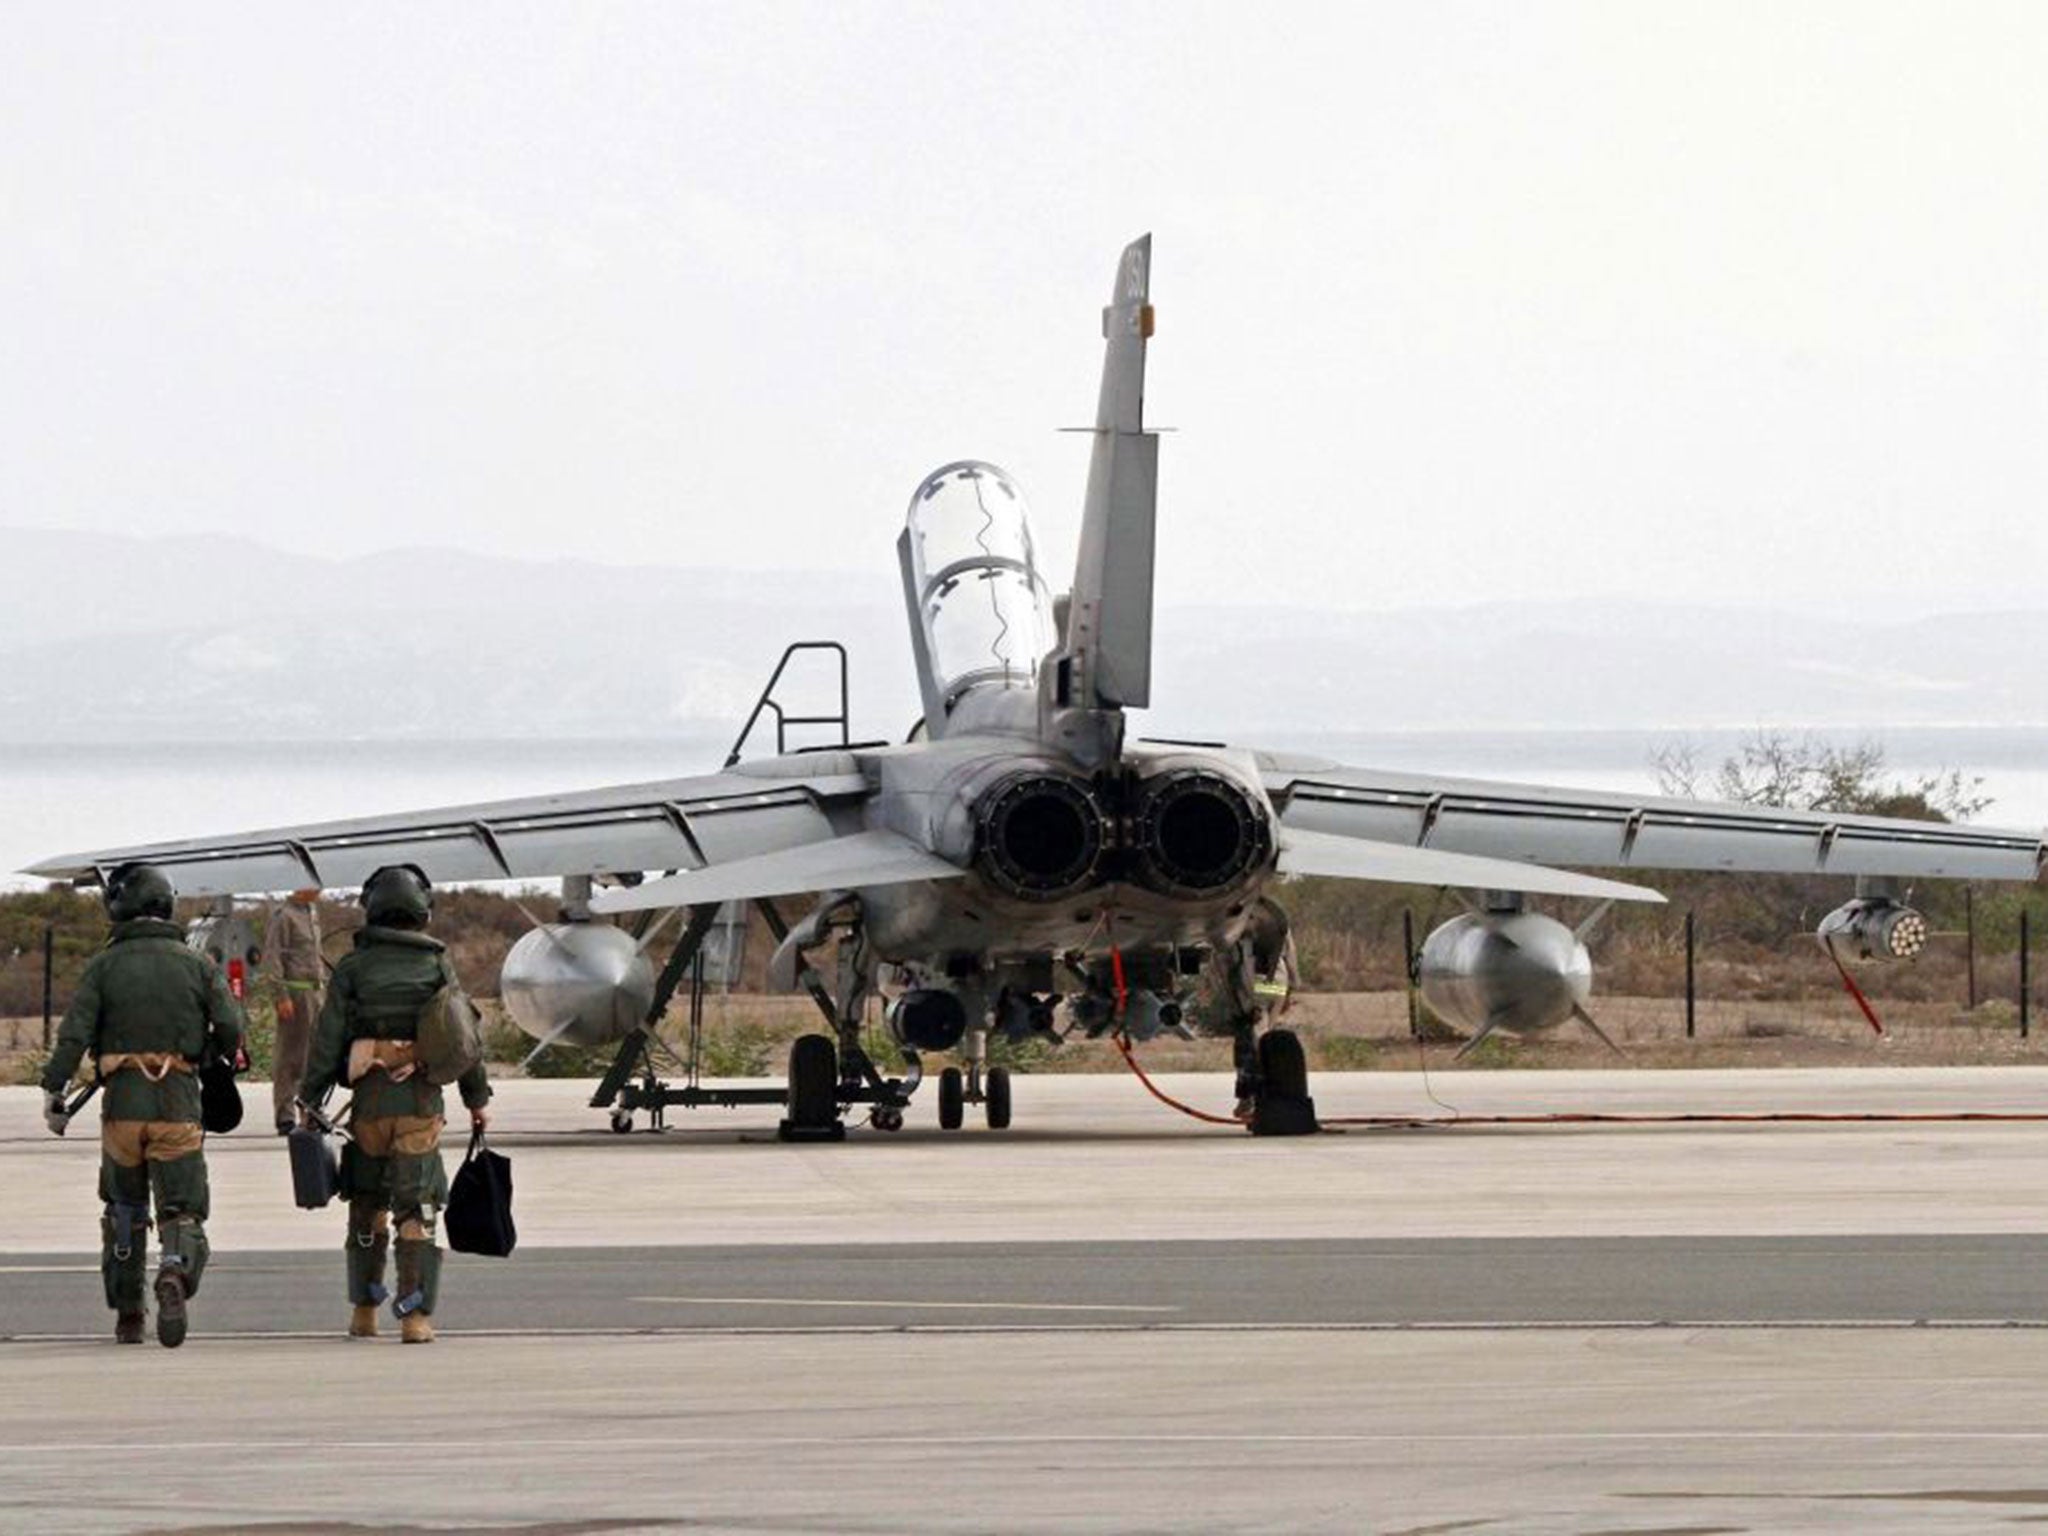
300, 926, 491, 1317
42, 917, 245, 1313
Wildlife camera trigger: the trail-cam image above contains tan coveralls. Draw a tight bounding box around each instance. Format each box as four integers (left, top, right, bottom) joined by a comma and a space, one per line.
269, 896, 324, 1127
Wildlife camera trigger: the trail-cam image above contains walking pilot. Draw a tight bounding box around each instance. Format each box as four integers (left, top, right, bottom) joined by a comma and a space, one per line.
298, 864, 491, 1343
40, 862, 244, 1347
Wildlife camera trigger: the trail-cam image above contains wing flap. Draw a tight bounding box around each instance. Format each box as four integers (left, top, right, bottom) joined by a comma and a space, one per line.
588, 828, 963, 914
1278, 828, 1666, 904
1265, 760, 2045, 882
24, 766, 871, 897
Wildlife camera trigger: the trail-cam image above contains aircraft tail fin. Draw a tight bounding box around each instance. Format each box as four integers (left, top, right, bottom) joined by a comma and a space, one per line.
1055, 234, 1159, 711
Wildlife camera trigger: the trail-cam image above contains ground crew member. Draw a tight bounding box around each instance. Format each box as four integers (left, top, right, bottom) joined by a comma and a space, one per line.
40, 862, 244, 1347
299, 864, 490, 1344
267, 887, 325, 1135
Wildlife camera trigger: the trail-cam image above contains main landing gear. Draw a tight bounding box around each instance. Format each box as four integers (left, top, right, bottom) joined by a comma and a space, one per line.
1234, 1025, 1319, 1137
782, 1033, 846, 1140
590, 898, 917, 1142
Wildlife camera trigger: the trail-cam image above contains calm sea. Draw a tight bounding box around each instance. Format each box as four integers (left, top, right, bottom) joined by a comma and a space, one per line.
3, 728, 2045, 890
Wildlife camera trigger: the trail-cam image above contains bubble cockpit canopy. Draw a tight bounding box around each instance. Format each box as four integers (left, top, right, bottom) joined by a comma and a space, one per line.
904, 461, 1055, 706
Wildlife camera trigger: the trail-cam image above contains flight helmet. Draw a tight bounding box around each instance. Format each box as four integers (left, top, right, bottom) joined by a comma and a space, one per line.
361, 864, 433, 928
104, 862, 176, 923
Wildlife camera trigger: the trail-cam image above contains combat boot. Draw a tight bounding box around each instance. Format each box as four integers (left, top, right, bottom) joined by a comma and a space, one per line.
349, 1304, 380, 1339
392, 1236, 442, 1343
115, 1312, 145, 1345
153, 1268, 188, 1349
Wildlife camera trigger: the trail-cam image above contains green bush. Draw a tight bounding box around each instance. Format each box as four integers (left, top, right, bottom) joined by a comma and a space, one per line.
1456, 1035, 1517, 1069
1316, 1035, 1379, 1070
238, 1000, 278, 1079
699, 1022, 777, 1077
986, 1032, 1056, 1073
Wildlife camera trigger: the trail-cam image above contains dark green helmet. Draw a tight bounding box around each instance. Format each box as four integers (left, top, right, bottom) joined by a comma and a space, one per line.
361, 864, 433, 927
104, 862, 175, 922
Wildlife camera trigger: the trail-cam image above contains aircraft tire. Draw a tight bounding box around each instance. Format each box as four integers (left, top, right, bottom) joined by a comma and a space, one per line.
938, 1067, 964, 1130
787, 1034, 839, 1128
984, 1066, 1012, 1131
1256, 1028, 1309, 1101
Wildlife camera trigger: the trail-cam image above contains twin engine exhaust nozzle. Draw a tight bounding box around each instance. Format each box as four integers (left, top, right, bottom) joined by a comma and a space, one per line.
974, 767, 1272, 903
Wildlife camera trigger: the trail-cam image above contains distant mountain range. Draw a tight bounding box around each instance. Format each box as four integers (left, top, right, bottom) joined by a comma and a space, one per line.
2, 525, 2044, 744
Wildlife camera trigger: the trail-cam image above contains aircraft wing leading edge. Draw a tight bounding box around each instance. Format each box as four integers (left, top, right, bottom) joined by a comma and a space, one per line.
1260, 756, 2045, 882
22, 760, 872, 898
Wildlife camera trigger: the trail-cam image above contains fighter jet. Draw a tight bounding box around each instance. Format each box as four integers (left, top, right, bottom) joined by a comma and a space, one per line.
29, 236, 2045, 1137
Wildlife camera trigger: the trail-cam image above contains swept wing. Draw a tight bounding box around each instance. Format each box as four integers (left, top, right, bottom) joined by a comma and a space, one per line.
1259, 753, 2045, 882
23, 755, 872, 898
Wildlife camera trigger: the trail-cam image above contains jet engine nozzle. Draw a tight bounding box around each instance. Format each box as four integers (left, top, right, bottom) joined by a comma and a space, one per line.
1417, 910, 1592, 1042
888, 988, 970, 1052
974, 772, 1108, 901
1817, 898, 1929, 962
500, 922, 656, 1050
1130, 768, 1272, 899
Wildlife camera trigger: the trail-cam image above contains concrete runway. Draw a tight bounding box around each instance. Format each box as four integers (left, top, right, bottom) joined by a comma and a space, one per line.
5, 1070, 2048, 1533
8, 1235, 2048, 1337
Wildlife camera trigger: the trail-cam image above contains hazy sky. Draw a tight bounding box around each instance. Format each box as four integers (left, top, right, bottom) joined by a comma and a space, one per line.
6, 3, 2047, 616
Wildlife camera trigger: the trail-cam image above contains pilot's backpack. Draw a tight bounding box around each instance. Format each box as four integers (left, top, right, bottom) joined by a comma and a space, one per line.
416, 979, 485, 1086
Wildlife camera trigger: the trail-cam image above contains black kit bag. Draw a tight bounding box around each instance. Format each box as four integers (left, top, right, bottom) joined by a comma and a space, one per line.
446, 1127, 516, 1257
288, 1123, 340, 1209
199, 1054, 245, 1134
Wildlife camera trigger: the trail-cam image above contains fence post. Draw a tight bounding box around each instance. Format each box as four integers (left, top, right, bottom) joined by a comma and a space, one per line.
1965, 886, 1977, 1011
2022, 908, 2031, 1041
41, 923, 55, 1051
1402, 908, 1419, 1039
1684, 909, 1696, 1040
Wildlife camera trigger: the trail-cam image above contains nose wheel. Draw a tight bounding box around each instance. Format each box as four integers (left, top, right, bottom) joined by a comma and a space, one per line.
934, 1063, 1013, 1130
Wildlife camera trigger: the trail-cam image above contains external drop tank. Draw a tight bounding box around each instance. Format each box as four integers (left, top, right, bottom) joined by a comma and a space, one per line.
499, 922, 656, 1050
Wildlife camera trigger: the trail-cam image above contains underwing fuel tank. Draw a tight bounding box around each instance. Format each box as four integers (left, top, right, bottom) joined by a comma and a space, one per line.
1417, 907, 1592, 1039
499, 922, 656, 1049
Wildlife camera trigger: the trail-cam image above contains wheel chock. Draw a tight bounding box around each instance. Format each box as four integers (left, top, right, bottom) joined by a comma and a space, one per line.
1250, 1093, 1320, 1137
777, 1119, 848, 1143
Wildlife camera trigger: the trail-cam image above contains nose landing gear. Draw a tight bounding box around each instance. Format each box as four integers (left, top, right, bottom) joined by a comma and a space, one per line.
934, 1030, 1015, 1130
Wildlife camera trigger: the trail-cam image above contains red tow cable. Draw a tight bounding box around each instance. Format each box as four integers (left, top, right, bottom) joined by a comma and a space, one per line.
1108, 1028, 2048, 1129
1825, 947, 1888, 1036
1111, 1034, 1246, 1127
